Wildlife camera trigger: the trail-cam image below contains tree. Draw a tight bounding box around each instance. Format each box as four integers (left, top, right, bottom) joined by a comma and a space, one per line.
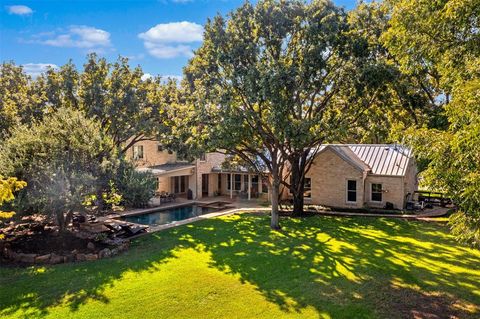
383, 0, 480, 246
79, 54, 168, 154
0, 176, 26, 220
115, 161, 157, 208
0, 107, 118, 231
183, 0, 396, 226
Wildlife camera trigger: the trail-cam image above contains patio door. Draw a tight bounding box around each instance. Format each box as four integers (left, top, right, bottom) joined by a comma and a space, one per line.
202, 174, 209, 196
172, 176, 187, 194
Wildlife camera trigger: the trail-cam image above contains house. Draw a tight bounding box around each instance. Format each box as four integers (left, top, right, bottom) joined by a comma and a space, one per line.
291, 144, 418, 210
127, 141, 417, 209
126, 140, 269, 200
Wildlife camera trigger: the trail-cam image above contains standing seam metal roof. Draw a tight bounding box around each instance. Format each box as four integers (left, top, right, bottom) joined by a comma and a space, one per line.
317, 144, 413, 176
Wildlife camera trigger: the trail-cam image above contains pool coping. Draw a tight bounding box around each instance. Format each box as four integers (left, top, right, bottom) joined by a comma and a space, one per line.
143, 207, 271, 233
108, 200, 236, 219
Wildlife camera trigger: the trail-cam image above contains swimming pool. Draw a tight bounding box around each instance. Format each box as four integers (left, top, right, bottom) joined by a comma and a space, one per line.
121, 204, 223, 226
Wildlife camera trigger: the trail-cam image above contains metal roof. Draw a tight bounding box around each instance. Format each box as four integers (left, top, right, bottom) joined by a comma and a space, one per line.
137, 163, 195, 176
317, 144, 413, 176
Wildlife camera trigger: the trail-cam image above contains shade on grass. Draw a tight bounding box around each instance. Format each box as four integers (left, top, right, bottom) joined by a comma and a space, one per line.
1, 214, 479, 319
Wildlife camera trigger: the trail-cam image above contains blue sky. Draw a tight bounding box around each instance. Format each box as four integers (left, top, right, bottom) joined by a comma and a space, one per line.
1, 0, 357, 79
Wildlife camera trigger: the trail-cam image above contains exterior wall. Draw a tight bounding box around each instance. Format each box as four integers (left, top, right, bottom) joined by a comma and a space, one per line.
403, 158, 418, 204
125, 140, 178, 167
308, 148, 365, 208
364, 175, 405, 209
193, 152, 226, 199
156, 176, 171, 193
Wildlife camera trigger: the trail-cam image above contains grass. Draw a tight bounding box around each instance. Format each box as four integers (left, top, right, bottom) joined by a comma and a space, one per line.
1, 213, 479, 319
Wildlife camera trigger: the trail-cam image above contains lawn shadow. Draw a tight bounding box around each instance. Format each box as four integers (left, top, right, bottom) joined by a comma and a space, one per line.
0, 213, 479, 319
0, 232, 181, 318
168, 213, 480, 318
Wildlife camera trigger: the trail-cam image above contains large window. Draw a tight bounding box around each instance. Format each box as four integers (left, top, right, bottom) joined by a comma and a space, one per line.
173, 176, 187, 193
133, 145, 144, 160
235, 174, 242, 191
227, 174, 242, 191
371, 183, 383, 202
347, 180, 357, 203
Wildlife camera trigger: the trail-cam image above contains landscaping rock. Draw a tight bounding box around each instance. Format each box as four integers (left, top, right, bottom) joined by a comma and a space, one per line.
75, 253, 86, 261
50, 253, 64, 264
64, 254, 75, 263
85, 253, 98, 261
18, 253, 37, 263
35, 254, 51, 264
87, 241, 95, 251
98, 248, 112, 259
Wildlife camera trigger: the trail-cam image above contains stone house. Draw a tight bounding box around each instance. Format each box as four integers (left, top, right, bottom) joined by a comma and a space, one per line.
127, 141, 417, 209
125, 140, 269, 200
286, 144, 418, 210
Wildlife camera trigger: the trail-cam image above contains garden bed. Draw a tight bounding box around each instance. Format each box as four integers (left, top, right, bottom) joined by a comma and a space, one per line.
0, 221, 130, 266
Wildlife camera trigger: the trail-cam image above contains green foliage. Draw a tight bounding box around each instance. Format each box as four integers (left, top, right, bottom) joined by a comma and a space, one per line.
115, 161, 156, 208
0, 176, 26, 220
0, 107, 118, 228
385, 0, 480, 246
183, 0, 410, 219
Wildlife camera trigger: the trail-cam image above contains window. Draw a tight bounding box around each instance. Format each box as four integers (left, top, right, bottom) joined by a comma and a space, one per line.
199, 152, 206, 161
304, 178, 312, 198
371, 183, 383, 202
234, 174, 242, 191
347, 180, 357, 202
243, 175, 249, 191
218, 174, 222, 191
155, 178, 159, 190
173, 176, 187, 193
133, 145, 144, 160
251, 175, 259, 191
157, 144, 163, 152
289, 177, 312, 198
261, 178, 269, 193
226, 174, 241, 191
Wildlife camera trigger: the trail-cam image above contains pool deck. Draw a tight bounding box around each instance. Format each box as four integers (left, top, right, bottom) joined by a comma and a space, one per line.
104, 196, 450, 235
108, 195, 269, 219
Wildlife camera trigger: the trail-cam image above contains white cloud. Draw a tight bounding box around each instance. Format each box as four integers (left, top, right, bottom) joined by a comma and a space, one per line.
22, 63, 58, 78
34, 25, 111, 49
138, 21, 203, 59
141, 73, 182, 84
6, 5, 33, 15
141, 73, 153, 81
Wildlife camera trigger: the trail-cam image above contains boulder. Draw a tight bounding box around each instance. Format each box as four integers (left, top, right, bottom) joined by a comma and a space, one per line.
85, 253, 98, 261
17, 253, 37, 263
87, 242, 95, 251
98, 248, 112, 259
75, 253, 86, 261
35, 254, 51, 264
50, 253, 64, 264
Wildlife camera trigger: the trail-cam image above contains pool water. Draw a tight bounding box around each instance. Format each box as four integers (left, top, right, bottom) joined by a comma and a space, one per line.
122, 205, 220, 226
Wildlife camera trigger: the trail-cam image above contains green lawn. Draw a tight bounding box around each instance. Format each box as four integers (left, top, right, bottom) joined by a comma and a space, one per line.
1, 213, 479, 319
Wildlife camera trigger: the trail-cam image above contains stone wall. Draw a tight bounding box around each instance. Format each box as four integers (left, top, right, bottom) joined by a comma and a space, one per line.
307, 148, 365, 208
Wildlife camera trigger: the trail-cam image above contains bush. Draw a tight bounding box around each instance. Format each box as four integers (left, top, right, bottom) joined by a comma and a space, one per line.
115, 161, 156, 208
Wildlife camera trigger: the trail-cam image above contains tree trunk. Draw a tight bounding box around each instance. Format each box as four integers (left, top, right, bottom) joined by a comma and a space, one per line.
56, 210, 66, 232
290, 155, 305, 216
270, 166, 281, 230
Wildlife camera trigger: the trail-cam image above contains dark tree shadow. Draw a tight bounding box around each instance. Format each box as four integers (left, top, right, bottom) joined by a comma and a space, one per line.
1, 213, 479, 319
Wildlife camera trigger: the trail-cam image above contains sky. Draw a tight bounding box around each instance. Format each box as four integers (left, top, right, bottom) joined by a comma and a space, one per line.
1, 0, 358, 79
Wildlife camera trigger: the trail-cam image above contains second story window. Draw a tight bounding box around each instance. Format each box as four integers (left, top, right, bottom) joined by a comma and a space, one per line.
133, 145, 144, 160
157, 144, 163, 152
199, 152, 206, 161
